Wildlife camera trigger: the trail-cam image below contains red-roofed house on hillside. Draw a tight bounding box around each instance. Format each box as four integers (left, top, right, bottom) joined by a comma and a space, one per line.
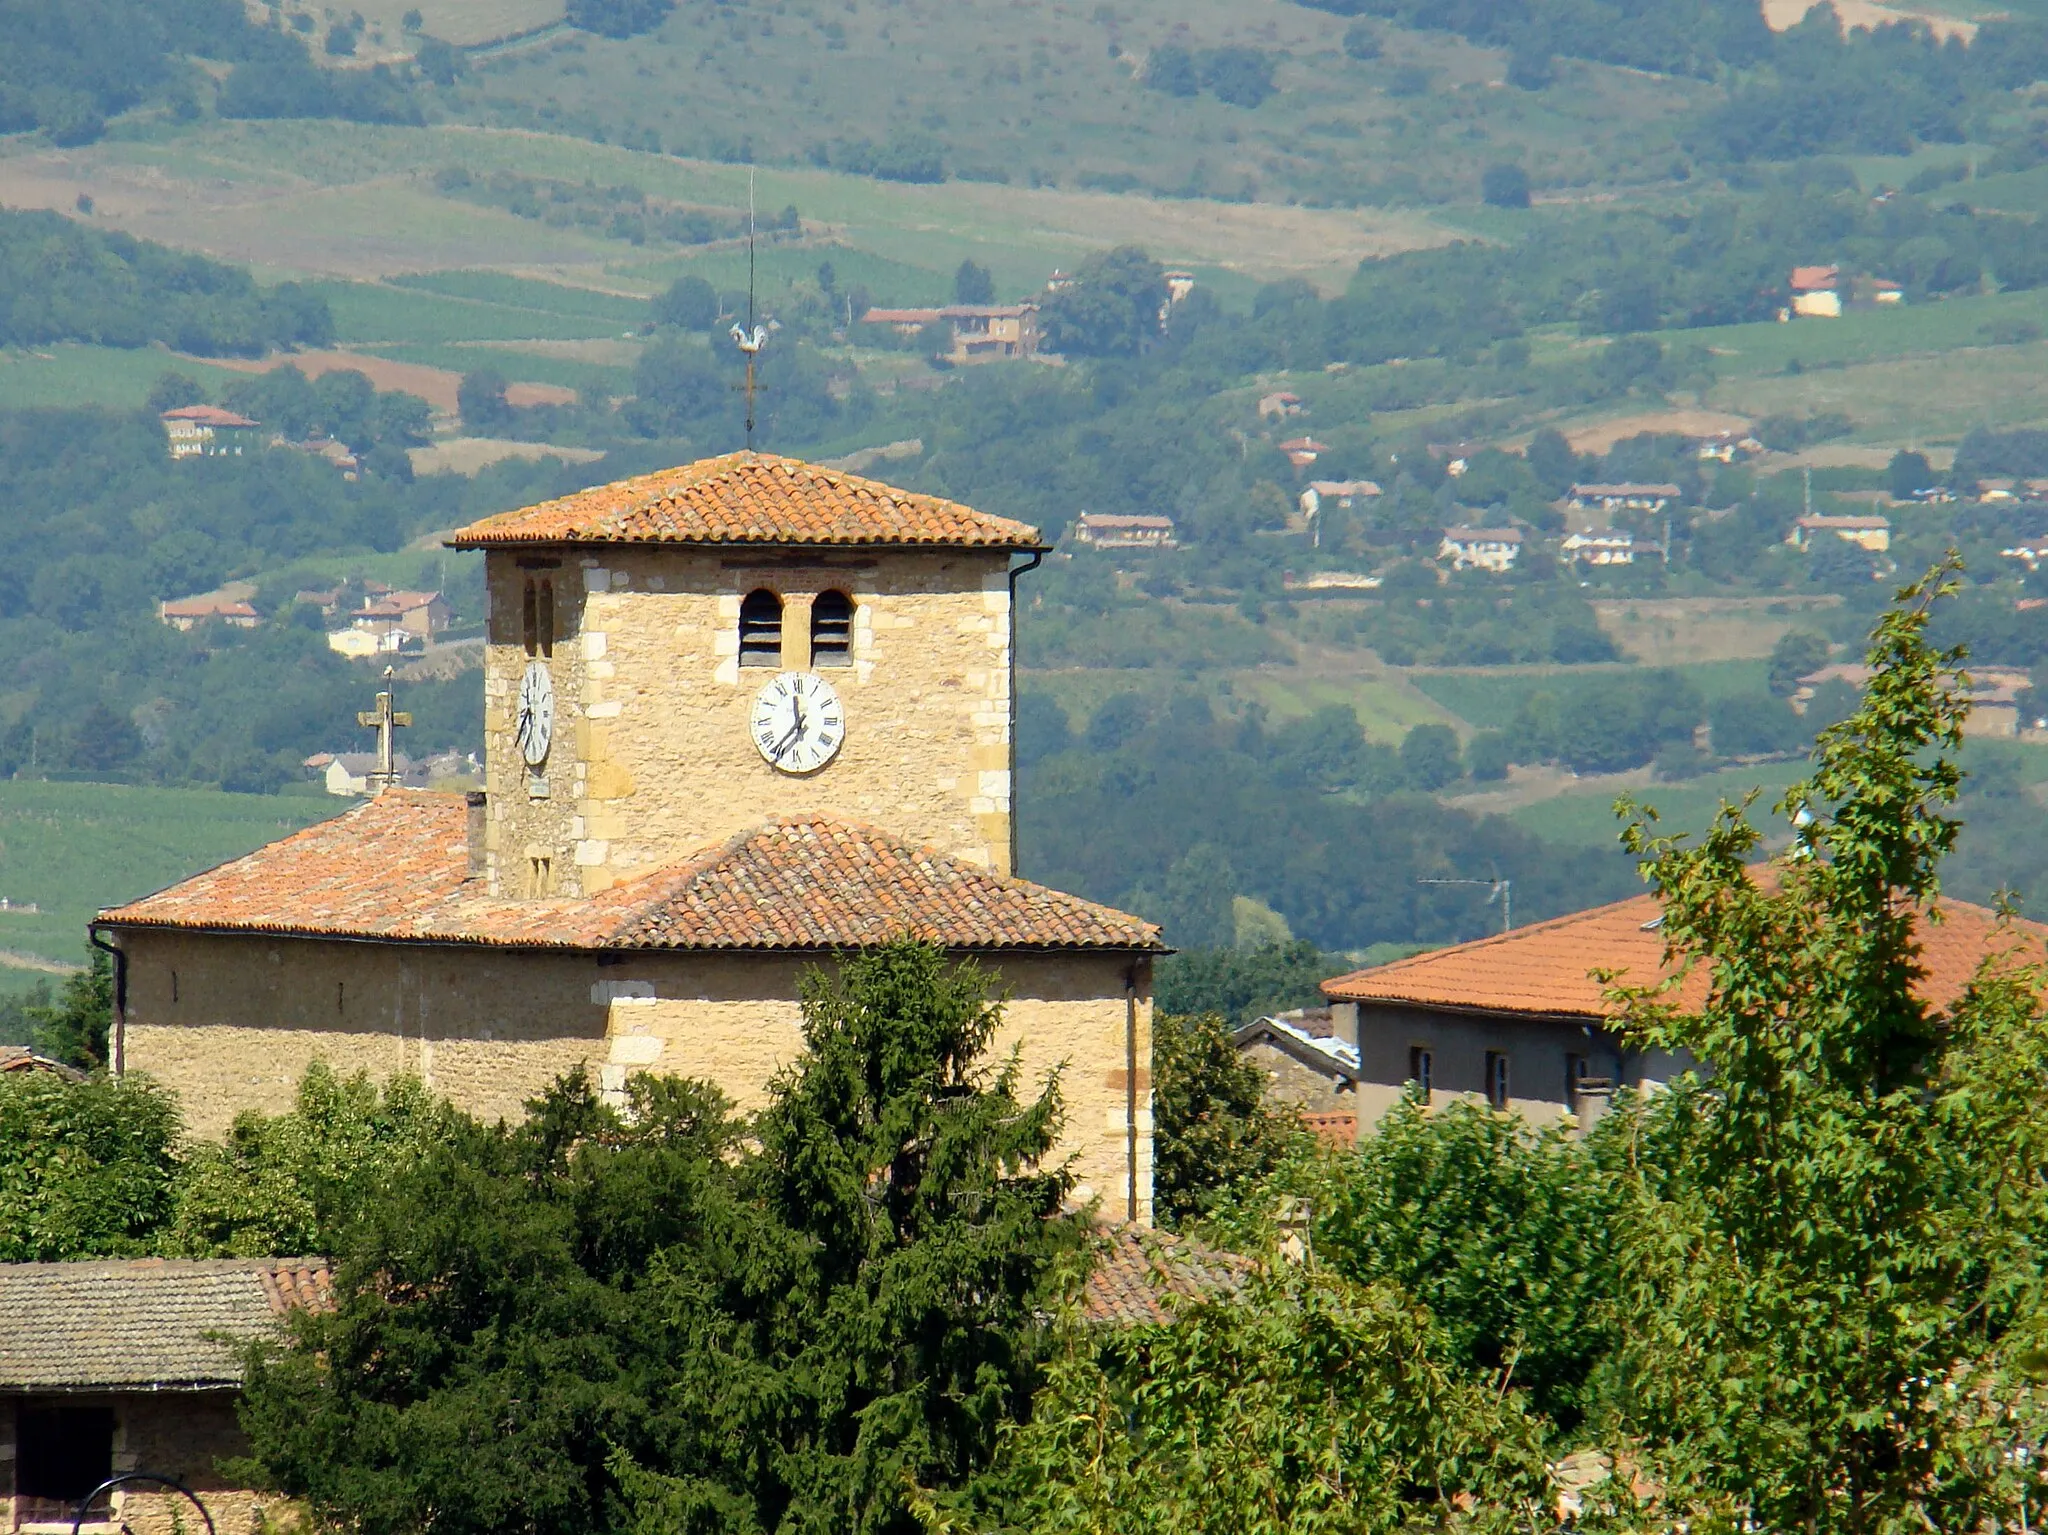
95, 452, 1168, 1222
1789, 264, 1843, 318
161, 404, 259, 459
1248, 888, 2048, 1129
353, 589, 451, 640
159, 593, 261, 631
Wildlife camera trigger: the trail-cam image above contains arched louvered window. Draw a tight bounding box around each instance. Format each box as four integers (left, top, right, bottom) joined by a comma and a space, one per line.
811, 589, 853, 667
739, 588, 783, 667
522, 578, 555, 657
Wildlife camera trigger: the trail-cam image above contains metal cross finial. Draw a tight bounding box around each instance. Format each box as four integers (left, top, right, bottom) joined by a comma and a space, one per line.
356, 665, 412, 792
728, 165, 767, 448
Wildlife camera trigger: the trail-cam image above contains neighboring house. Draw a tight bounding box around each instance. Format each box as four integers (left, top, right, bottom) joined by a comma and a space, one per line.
1297, 480, 1382, 519
1277, 435, 1328, 469
1789, 264, 1842, 318
354, 590, 450, 640
0, 1258, 331, 1535
1787, 514, 1891, 553
1438, 526, 1523, 572
161, 405, 259, 460
159, 595, 261, 632
308, 751, 428, 796
1979, 478, 2018, 502
1283, 570, 1381, 592
1162, 270, 1197, 305
325, 627, 400, 659
1561, 530, 1645, 566
1566, 482, 1680, 515
0, 1046, 82, 1081
295, 438, 360, 479
293, 587, 346, 618
1071, 513, 1177, 550
1856, 274, 1905, 306
859, 305, 1041, 361
1693, 431, 1761, 464
2002, 541, 2048, 571
1287, 889, 2048, 1131
1257, 390, 1303, 420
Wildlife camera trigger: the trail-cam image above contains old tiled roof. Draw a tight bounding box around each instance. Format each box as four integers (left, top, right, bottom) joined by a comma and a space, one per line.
1323, 888, 2048, 1020
447, 452, 1043, 550
1080, 1224, 1253, 1327
0, 1259, 332, 1391
0, 1045, 85, 1081
99, 791, 1161, 953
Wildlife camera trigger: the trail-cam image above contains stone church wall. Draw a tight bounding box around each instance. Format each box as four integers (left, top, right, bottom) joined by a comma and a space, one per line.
482, 546, 1016, 897
121, 931, 1152, 1221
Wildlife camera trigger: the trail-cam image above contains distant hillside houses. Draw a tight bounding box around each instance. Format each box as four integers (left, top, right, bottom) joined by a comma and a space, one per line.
1561, 530, 1651, 566
1567, 482, 1680, 515
327, 589, 451, 657
859, 303, 1042, 362
161, 404, 260, 459
1439, 526, 1522, 572
159, 590, 260, 630
1787, 514, 1891, 553
1783, 265, 1903, 320
1071, 513, 1176, 550
1297, 480, 1382, 519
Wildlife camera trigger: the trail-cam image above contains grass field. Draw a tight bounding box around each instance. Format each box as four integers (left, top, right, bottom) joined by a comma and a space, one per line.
1709, 335, 2048, 445
306, 279, 634, 346
1406, 659, 1773, 731
0, 780, 338, 973
1510, 761, 1808, 851
0, 345, 252, 411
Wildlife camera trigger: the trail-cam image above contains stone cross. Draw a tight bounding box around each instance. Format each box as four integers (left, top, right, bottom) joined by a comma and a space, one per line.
356, 666, 412, 792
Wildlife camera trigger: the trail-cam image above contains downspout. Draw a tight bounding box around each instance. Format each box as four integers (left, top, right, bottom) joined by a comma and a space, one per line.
87, 923, 127, 1076
1005, 548, 1045, 877
1125, 965, 1139, 1223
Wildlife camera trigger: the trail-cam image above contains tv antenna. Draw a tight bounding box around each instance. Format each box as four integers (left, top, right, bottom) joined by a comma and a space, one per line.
729, 166, 768, 449
1417, 875, 1512, 934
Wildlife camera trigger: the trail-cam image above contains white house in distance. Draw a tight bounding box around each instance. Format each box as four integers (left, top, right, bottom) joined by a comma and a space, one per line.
1789, 265, 1842, 319
1567, 482, 1681, 515
162, 405, 260, 459
160, 593, 261, 630
1788, 514, 1891, 553
1298, 480, 1383, 519
1439, 526, 1522, 572
1561, 531, 1647, 566
1071, 513, 1177, 550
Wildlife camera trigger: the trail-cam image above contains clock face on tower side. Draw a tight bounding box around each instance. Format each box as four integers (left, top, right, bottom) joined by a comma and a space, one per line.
750, 671, 844, 774
515, 659, 554, 766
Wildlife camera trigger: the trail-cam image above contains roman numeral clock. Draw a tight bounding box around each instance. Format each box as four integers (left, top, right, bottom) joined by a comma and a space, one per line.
750, 669, 843, 774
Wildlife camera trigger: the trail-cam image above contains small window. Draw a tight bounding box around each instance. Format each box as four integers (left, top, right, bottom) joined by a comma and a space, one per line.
739, 588, 783, 668
1408, 1046, 1433, 1103
522, 578, 556, 657
811, 589, 853, 667
19, 1405, 115, 1518
1485, 1051, 1510, 1111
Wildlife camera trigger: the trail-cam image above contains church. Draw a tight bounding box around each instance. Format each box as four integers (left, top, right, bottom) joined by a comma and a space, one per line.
95, 453, 1162, 1221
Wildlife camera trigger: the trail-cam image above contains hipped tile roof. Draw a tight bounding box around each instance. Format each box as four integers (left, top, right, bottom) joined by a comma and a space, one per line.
99, 791, 1161, 954
447, 451, 1043, 551
0, 1259, 332, 1391
1080, 1225, 1253, 1326
1323, 888, 2048, 1020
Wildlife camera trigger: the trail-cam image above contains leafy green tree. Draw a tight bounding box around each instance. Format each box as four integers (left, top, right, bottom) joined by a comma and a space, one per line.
1143, 43, 1199, 96
566, 0, 674, 39
653, 273, 718, 330
0, 1067, 180, 1259
146, 370, 206, 414
1151, 1011, 1297, 1228
456, 367, 513, 433
1039, 247, 1167, 358
1706, 689, 1806, 756
1154, 941, 1336, 1025
1526, 426, 1580, 497
1400, 721, 1464, 790
239, 943, 1084, 1535
29, 948, 113, 1068
1482, 163, 1532, 208
989, 1263, 1549, 1535
165, 1064, 459, 1257
1198, 46, 1277, 107
953, 260, 995, 305
1768, 628, 1832, 695
1603, 562, 2048, 1531
1887, 447, 1935, 501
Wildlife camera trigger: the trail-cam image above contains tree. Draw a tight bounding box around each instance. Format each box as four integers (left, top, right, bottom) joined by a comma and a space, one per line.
0, 1067, 180, 1259
954, 260, 995, 305
69, 700, 140, 771
1144, 44, 1199, 96
1400, 722, 1463, 790
456, 367, 513, 433
1151, 1011, 1297, 1228
239, 943, 1084, 1535
652, 273, 718, 330
1154, 940, 1337, 1025
1767, 628, 1832, 695
1482, 163, 1532, 208
1526, 426, 1579, 497
565, 0, 675, 39
146, 370, 205, 414
1707, 690, 1807, 756
1039, 247, 1168, 357
1199, 46, 1277, 107
1604, 562, 2048, 1532
1888, 447, 1934, 501
989, 1263, 1548, 1535
27, 950, 114, 1069
1507, 37, 1556, 89
164, 1065, 459, 1258
1153, 843, 1237, 950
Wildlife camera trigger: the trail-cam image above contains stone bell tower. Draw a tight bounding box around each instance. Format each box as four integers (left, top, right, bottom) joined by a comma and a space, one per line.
448, 452, 1046, 897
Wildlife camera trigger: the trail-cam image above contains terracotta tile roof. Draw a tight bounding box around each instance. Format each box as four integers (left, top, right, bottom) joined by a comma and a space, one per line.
1323, 887, 2048, 1020
161, 405, 258, 428
1080, 1224, 1253, 1326
0, 1259, 331, 1391
447, 452, 1043, 551
0, 1045, 84, 1081
99, 791, 1161, 954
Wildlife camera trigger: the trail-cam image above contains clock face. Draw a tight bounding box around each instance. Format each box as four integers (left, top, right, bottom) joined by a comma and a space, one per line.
515, 660, 554, 766
750, 671, 843, 774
